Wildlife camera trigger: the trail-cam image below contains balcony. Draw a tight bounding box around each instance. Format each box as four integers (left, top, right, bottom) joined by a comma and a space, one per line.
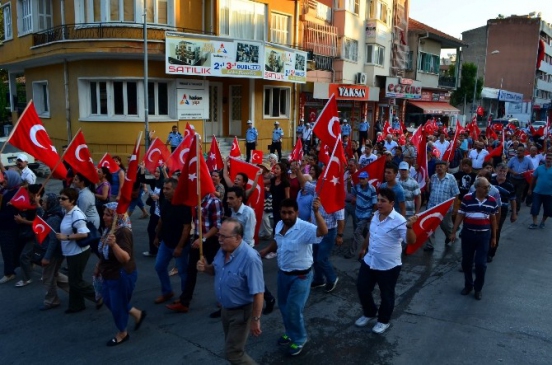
438, 76, 457, 89
303, 21, 338, 58
33, 23, 212, 47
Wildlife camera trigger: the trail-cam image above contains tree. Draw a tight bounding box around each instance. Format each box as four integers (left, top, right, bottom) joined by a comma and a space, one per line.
450, 62, 483, 108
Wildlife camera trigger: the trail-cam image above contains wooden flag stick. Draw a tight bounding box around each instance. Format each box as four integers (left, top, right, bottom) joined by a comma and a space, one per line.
196, 134, 204, 259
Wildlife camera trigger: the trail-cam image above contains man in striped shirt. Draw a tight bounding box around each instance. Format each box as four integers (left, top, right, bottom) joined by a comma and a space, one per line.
449, 177, 498, 300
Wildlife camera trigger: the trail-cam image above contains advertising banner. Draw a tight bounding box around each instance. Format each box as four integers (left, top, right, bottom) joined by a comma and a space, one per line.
264, 44, 307, 83
176, 79, 210, 120
385, 77, 422, 99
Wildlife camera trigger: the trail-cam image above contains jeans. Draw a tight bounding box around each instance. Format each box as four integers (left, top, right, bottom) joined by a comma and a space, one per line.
102, 270, 138, 332
313, 228, 337, 285
357, 261, 401, 324
277, 270, 312, 345
0, 229, 17, 276
345, 202, 358, 231
461, 229, 491, 292
222, 304, 257, 365
66, 249, 96, 311
128, 190, 145, 212
154, 242, 190, 296
147, 214, 160, 255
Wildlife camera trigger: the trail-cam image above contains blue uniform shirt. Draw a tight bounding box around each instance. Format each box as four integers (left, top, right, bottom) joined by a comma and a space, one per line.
245, 127, 258, 143
297, 125, 305, 135
213, 241, 265, 309
341, 123, 351, 136
167, 131, 183, 147
359, 121, 369, 132
272, 128, 284, 142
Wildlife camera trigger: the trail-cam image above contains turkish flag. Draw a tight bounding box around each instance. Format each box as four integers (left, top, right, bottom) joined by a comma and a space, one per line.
116, 133, 142, 214
312, 94, 341, 147
318, 142, 330, 165
97, 153, 120, 174
523, 170, 534, 184
517, 130, 528, 144
423, 119, 438, 135
289, 138, 304, 162
9, 187, 34, 210
206, 136, 224, 172
476, 106, 484, 116
467, 120, 481, 142
172, 135, 216, 207
486, 126, 498, 140
143, 138, 172, 173
316, 137, 346, 214
416, 133, 428, 189
32, 215, 52, 245
443, 121, 463, 162
506, 123, 517, 132
530, 125, 544, 138
345, 139, 354, 159
230, 136, 241, 158
410, 126, 424, 151
491, 123, 503, 132
351, 155, 386, 187
168, 134, 192, 174
63, 130, 99, 184
228, 157, 264, 244
382, 121, 393, 136
183, 122, 195, 139
8, 101, 68, 180
405, 197, 455, 255
251, 150, 263, 165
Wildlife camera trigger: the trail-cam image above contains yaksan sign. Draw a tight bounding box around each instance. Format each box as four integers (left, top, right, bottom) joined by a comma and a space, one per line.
328, 84, 369, 100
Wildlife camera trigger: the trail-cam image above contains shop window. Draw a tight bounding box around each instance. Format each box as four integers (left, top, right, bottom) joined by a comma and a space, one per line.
343, 38, 358, 62
271, 12, 291, 45
219, 0, 267, 41
418, 52, 440, 74
264, 86, 290, 118
366, 44, 384, 66
32, 81, 50, 118
3, 3, 13, 40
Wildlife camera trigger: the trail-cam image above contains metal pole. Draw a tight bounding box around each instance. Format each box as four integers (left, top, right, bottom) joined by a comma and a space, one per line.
471, 64, 478, 117
143, 4, 150, 151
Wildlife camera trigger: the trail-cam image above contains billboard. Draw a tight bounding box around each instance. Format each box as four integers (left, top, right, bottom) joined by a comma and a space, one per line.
264, 44, 307, 83
385, 77, 422, 99
176, 79, 209, 120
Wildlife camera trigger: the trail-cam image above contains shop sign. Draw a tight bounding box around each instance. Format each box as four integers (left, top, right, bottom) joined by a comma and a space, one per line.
176, 79, 210, 120
264, 44, 307, 83
329, 84, 369, 100
385, 77, 422, 99
481, 87, 499, 99
498, 90, 523, 103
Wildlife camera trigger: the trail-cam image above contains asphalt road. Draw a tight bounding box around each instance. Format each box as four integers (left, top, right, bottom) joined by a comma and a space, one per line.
1, 179, 551, 365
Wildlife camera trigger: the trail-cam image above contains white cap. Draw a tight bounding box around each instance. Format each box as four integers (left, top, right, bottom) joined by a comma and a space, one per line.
399, 161, 409, 170
16, 154, 28, 162
274, 121, 280, 125
247, 120, 252, 124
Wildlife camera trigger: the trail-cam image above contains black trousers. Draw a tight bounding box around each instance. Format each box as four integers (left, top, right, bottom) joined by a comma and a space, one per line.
180, 236, 220, 306
357, 261, 401, 324
66, 249, 96, 311
147, 214, 160, 255
359, 131, 368, 144
270, 141, 282, 161
489, 206, 508, 258
0, 229, 17, 276
245, 142, 256, 162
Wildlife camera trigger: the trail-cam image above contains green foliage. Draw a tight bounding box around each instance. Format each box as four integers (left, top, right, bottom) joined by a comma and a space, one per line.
450, 62, 483, 106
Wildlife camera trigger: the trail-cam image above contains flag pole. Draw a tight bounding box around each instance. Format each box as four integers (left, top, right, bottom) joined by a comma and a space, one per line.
195, 134, 204, 259
0, 100, 34, 155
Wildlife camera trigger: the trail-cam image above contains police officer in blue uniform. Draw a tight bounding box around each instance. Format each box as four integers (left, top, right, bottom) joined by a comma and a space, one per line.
341, 119, 352, 138
359, 119, 369, 144
270, 121, 284, 161
245, 120, 258, 163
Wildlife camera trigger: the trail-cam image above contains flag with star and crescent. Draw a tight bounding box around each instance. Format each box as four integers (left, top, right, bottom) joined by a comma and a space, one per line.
405, 197, 455, 255
143, 137, 172, 173
117, 133, 142, 214
97, 153, 121, 174
312, 94, 341, 147
316, 136, 346, 214
206, 136, 224, 172
9, 187, 35, 210
32, 215, 52, 245
63, 130, 99, 184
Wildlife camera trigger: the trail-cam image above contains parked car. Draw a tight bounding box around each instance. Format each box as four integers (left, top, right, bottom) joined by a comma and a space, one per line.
0, 137, 39, 171
532, 121, 547, 129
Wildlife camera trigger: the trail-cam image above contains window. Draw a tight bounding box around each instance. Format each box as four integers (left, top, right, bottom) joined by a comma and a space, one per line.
79, 79, 175, 121
336, 0, 359, 14
366, 44, 384, 66
406, 51, 413, 70
146, 0, 168, 25
343, 38, 358, 62
264, 87, 290, 118
32, 81, 50, 117
17, 0, 52, 35
76, 0, 172, 25
2, 3, 13, 40
368, 0, 389, 24
219, 0, 267, 41
271, 13, 291, 45
418, 52, 440, 74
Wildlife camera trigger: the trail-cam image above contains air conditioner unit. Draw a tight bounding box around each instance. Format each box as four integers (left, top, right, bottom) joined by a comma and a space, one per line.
356, 72, 367, 85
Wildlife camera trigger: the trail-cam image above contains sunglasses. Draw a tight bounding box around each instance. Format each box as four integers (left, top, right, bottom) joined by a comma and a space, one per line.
58, 197, 69, 201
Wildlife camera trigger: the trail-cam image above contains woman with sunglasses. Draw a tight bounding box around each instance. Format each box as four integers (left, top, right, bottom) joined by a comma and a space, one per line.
55, 188, 96, 313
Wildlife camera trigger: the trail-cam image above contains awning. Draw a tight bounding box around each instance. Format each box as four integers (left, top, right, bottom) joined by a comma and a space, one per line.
408, 101, 460, 115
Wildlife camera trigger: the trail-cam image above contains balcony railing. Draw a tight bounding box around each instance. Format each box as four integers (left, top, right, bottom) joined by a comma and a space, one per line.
438, 76, 457, 89
33, 23, 213, 47
304, 21, 338, 58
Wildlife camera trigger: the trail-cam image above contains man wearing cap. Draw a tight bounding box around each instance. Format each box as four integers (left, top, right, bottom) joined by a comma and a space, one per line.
270, 122, 284, 161
16, 154, 36, 185
424, 160, 460, 252
302, 123, 313, 153
296, 119, 305, 141
245, 120, 258, 163
341, 119, 351, 138
398, 161, 421, 219
346, 171, 377, 259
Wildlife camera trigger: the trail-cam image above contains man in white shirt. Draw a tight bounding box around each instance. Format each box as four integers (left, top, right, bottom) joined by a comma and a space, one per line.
16, 154, 37, 185
358, 145, 378, 168
227, 186, 256, 247
527, 146, 544, 170
383, 134, 399, 156
467, 142, 489, 170
434, 133, 450, 158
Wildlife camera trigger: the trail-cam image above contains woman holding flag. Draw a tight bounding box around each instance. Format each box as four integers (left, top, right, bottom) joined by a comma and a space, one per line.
0, 171, 23, 284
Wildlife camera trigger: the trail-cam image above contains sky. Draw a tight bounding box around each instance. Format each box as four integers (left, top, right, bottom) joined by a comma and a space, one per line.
409, 0, 552, 41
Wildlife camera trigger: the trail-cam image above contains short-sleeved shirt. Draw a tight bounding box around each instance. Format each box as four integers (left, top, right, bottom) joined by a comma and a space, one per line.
379, 182, 406, 204
98, 228, 136, 280
272, 128, 284, 142
274, 218, 317, 271
359, 121, 369, 132
428, 173, 460, 210
468, 149, 489, 169
60, 207, 90, 256
384, 140, 399, 155
533, 164, 552, 195
159, 201, 192, 249
352, 183, 377, 220
213, 242, 264, 309
491, 177, 516, 208
167, 131, 183, 147
459, 193, 498, 231
454, 171, 478, 199
507, 156, 534, 179
21, 166, 37, 184
363, 209, 406, 270
245, 127, 258, 143
341, 124, 351, 136
398, 177, 421, 217
231, 203, 256, 247
359, 153, 378, 168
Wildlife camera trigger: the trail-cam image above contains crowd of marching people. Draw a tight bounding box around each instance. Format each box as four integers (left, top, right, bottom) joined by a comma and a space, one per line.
1, 109, 552, 364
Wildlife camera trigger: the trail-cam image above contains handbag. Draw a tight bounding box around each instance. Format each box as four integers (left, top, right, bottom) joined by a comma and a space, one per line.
72, 219, 101, 251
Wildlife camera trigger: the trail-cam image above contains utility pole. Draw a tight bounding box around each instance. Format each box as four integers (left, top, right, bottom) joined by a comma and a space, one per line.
143, 4, 150, 150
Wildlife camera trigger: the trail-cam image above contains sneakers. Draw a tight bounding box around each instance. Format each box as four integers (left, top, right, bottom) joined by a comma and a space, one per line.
372, 322, 390, 334
15, 279, 32, 287
168, 267, 178, 276
0, 275, 15, 284
142, 251, 156, 257
310, 281, 325, 289
277, 334, 292, 346
289, 341, 306, 356
355, 315, 376, 327
265, 252, 277, 259
529, 223, 538, 229
539, 222, 546, 229
325, 277, 339, 293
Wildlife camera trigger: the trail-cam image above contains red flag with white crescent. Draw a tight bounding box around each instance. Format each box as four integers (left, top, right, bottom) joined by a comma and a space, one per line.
351, 156, 386, 188
410, 126, 423, 151
97, 153, 120, 174
312, 94, 341, 147
116, 133, 142, 214
8, 101, 68, 180
486, 126, 498, 140
63, 130, 99, 184
168, 134, 192, 174
316, 136, 346, 214
416, 133, 428, 190
143, 138, 172, 173
230, 136, 241, 158
405, 197, 455, 254
32, 215, 52, 245
382, 121, 393, 136
289, 138, 304, 162
443, 122, 463, 163
183, 122, 195, 139
206, 136, 224, 172
251, 150, 263, 165
9, 187, 35, 210
318, 142, 330, 165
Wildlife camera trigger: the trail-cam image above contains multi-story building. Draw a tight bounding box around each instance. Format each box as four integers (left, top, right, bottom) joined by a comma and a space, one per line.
462, 15, 552, 121
0, 0, 307, 155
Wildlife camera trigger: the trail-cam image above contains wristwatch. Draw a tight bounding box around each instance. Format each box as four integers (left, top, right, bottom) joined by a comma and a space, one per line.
252, 316, 261, 321
202, 237, 207, 243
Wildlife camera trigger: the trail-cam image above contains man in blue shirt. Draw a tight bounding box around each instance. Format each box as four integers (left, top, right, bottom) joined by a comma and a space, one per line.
166, 125, 183, 152
358, 119, 369, 144
245, 120, 258, 163
507, 145, 534, 213
346, 171, 377, 259
270, 121, 284, 161
259, 198, 328, 356
528, 153, 552, 229
341, 119, 352, 138
379, 163, 406, 216
296, 119, 305, 140
197, 218, 264, 364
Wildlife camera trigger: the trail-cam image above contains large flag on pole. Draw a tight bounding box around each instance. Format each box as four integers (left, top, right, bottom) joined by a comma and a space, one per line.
443, 121, 463, 162
405, 197, 456, 255
168, 134, 192, 174
206, 136, 224, 172
97, 153, 120, 174
316, 136, 346, 214
143, 137, 172, 173
63, 130, 99, 184
8, 101, 68, 179
288, 138, 304, 162
230, 136, 241, 158
312, 94, 341, 147
116, 133, 142, 214
351, 155, 386, 187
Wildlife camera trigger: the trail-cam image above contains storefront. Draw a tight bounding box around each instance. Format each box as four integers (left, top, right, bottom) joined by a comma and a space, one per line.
379, 77, 422, 128
406, 90, 459, 128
